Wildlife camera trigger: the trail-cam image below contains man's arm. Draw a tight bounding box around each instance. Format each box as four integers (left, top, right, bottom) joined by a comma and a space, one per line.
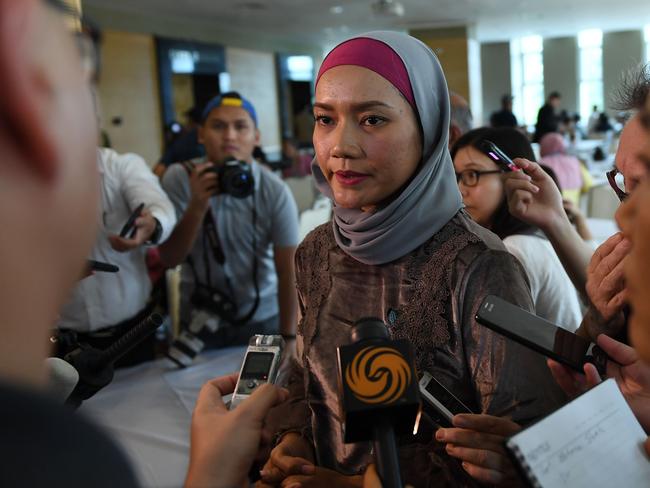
107, 151, 177, 252
158, 162, 217, 268
274, 245, 297, 337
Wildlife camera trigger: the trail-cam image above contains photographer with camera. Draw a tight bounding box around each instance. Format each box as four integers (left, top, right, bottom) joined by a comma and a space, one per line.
160, 92, 299, 362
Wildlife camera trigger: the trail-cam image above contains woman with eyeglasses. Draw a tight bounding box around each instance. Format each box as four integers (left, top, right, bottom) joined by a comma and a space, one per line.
452, 127, 583, 331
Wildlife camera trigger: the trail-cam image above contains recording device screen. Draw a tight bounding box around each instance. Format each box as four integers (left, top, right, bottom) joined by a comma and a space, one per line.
479, 140, 519, 172
476, 295, 607, 375
240, 351, 275, 381
419, 372, 472, 426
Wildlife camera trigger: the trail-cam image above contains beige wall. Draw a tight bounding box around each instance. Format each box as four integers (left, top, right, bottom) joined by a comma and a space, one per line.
171, 74, 195, 124
410, 27, 470, 102
481, 42, 511, 125
96, 32, 284, 164
603, 30, 645, 114
543, 37, 579, 115
226, 47, 282, 154
97, 31, 163, 166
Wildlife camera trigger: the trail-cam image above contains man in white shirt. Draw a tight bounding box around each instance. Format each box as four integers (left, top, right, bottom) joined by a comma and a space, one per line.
56, 147, 176, 365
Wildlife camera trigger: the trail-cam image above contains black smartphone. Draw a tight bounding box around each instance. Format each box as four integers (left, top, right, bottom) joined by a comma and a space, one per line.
479, 140, 519, 172
419, 371, 473, 427
119, 203, 145, 238
475, 295, 608, 376
88, 260, 119, 273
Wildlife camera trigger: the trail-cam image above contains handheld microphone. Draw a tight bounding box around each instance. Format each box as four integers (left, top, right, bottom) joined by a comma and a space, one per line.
337, 318, 421, 488
44, 357, 79, 404
65, 313, 163, 408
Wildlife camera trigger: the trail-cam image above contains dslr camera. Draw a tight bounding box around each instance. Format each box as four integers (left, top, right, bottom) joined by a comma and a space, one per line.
203, 157, 254, 198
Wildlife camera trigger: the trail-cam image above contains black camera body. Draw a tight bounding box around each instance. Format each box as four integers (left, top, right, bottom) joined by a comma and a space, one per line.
190, 284, 238, 323
204, 158, 254, 198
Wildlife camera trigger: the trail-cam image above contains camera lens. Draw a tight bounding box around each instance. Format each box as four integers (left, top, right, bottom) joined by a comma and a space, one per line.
223, 163, 254, 198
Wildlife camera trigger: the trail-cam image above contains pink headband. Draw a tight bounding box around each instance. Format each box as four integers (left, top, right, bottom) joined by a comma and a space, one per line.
316, 37, 416, 110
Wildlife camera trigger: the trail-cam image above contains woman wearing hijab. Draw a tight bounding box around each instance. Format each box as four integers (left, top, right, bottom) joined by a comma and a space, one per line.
539, 132, 591, 206
261, 32, 564, 487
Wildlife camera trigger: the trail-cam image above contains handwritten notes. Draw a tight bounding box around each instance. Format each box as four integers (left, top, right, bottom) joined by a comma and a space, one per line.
507, 379, 650, 488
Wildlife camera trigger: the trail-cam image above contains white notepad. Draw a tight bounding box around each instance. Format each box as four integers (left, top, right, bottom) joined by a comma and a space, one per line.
507, 379, 650, 488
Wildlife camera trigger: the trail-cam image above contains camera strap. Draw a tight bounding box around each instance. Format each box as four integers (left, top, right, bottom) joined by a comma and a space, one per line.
184, 178, 260, 326
203, 210, 226, 265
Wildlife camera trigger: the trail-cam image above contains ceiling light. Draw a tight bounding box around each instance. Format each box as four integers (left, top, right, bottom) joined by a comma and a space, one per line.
371, 0, 405, 18
330, 5, 344, 14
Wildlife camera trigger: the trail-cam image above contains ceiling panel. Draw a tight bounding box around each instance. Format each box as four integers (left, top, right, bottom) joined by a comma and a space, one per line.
82, 0, 650, 46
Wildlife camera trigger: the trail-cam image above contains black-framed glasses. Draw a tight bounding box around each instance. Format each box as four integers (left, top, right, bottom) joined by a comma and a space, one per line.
606, 168, 628, 202
455, 169, 503, 187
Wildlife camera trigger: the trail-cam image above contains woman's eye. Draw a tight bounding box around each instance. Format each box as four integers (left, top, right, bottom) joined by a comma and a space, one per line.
363, 116, 385, 126
314, 115, 333, 126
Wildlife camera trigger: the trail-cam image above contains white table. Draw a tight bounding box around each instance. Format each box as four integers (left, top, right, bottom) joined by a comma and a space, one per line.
81, 346, 247, 488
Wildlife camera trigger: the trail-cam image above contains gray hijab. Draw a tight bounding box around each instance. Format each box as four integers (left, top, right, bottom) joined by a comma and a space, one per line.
312, 30, 463, 265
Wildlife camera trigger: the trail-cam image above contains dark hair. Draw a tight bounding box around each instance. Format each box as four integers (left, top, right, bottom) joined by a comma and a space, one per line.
451, 127, 538, 239
610, 63, 650, 115
185, 106, 203, 124
549, 91, 561, 99
252, 146, 268, 164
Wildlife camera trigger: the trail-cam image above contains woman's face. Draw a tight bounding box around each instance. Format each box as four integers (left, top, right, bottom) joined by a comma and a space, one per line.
615, 96, 650, 363
313, 65, 422, 211
453, 146, 504, 228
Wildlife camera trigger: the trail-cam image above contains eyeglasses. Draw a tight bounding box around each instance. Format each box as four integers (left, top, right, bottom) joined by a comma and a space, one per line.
606, 168, 628, 202
455, 169, 503, 187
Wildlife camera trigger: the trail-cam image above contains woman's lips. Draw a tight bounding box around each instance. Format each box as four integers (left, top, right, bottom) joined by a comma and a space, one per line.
334, 170, 370, 186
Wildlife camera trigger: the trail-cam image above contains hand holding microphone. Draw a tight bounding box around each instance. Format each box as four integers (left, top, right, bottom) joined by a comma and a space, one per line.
337, 318, 421, 488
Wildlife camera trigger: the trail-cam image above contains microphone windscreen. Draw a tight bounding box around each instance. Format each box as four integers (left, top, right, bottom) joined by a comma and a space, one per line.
45, 357, 79, 404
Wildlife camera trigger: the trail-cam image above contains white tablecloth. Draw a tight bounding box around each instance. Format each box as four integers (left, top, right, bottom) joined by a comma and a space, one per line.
81, 346, 247, 488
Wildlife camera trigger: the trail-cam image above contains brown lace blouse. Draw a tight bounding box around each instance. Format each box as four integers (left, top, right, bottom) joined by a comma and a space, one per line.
271, 211, 566, 487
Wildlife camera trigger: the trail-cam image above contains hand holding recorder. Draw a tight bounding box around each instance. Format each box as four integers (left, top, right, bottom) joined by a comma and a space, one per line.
476, 295, 608, 376
185, 373, 289, 488
502, 158, 566, 233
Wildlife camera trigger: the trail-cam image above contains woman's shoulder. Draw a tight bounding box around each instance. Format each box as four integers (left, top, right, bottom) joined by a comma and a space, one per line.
438, 211, 508, 253
438, 214, 532, 286
295, 222, 335, 262
410, 211, 519, 282
299, 222, 333, 245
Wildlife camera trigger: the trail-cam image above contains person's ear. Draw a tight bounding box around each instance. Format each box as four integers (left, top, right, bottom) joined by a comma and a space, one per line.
0, 0, 58, 181
449, 125, 462, 148
254, 128, 261, 146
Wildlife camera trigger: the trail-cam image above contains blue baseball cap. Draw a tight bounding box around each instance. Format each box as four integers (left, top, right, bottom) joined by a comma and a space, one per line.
200, 91, 258, 126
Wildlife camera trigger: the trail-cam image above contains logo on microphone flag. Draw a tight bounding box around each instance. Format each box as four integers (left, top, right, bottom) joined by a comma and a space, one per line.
344, 346, 411, 405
